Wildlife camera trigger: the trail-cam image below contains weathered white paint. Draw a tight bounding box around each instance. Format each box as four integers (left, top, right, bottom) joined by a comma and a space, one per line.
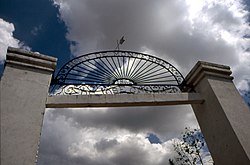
0, 47, 56, 165
46, 93, 204, 108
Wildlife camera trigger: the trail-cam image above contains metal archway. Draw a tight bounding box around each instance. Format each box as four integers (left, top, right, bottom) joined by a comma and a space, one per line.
50, 50, 186, 95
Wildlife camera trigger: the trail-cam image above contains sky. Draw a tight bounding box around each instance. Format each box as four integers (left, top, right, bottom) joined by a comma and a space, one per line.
0, 0, 250, 164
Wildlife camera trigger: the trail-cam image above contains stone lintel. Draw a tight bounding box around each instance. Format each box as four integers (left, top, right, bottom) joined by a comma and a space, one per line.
46, 93, 204, 108
6, 47, 57, 72
185, 61, 233, 89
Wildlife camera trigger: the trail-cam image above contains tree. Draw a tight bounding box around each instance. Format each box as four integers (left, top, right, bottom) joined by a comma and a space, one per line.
169, 159, 175, 165
170, 128, 213, 165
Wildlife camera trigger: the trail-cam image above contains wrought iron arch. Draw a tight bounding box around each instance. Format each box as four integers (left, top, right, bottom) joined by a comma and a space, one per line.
50, 50, 187, 95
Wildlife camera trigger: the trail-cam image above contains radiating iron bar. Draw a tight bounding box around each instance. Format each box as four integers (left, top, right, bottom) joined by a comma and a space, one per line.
72, 66, 108, 80
130, 59, 149, 78
132, 60, 157, 82
116, 55, 123, 78
129, 59, 148, 80
82, 55, 145, 80
102, 57, 122, 79
118, 56, 125, 78
70, 78, 103, 84
135, 71, 173, 82
85, 60, 115, 80
97, 57, 118, 77
127, 57, 143, 80
100, 57, 119, 78
82, 59, 112, 78
123, 56, 125, 78
132, 65, 163, 82
110, 56, 122, 78
136, 75, 175, 82
62, 78, 104, 83
137, 80, 177, 84
128, 56, 183, 86
136, 74, 173, 83
130, 61, 154, 80
134, 75, 165, 85
64, 61, 111, 82
98, 57, 120, 79
67, 73, 107, 82
110, 52, 123, 76
67, 72, 96, 80
92, 58, 116, 79
53, 52, 99, 84
127, 57, 137, 78
64, 77, 104, 83
125, 57, 130, 77
123, 56, 128, 78
73, 65, 110, 81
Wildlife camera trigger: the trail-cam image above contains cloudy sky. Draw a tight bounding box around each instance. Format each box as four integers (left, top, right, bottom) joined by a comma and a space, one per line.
0, 0, 250, 164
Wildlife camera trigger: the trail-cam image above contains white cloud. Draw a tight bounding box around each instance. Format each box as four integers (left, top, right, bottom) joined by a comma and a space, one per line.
184, 0, 250, 88
38, 108, 196, 165
0, 18, 30, 63
0, 18, 19, 63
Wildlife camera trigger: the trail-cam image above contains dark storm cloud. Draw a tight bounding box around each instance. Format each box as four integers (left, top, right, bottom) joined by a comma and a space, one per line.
95, 138, 119, 152
109, 145, 149, 165
52, 0, 248, 76
205, 4, 242, 26
48, 105, 197, 140
52, 0, 188, 53
38, 108, 179, 165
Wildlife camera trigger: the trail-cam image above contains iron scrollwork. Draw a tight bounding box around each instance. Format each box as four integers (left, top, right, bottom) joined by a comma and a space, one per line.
53, 84, 181, 95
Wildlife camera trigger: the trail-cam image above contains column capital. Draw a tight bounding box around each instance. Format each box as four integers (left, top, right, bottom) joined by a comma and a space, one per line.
185, 61, 233, 89
6, 47, 57, 72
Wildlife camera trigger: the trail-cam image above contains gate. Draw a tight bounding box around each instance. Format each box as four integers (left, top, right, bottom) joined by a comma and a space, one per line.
1, 47, 250, 165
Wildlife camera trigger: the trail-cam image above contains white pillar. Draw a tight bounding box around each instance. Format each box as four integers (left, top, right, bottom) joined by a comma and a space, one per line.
0, 47, 57, 165
186, 61, 250, 165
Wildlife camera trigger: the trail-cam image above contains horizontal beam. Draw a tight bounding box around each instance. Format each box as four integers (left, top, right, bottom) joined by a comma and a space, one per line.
46, 93, 204, 108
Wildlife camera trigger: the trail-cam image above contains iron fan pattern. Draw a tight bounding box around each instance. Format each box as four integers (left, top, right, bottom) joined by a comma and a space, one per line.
50, 51, 186, 95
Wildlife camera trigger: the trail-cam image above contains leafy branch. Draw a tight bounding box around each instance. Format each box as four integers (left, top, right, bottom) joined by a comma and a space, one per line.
169, 128, 213, 165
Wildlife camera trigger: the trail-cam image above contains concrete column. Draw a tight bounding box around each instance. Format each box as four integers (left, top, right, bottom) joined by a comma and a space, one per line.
0, 47, 57, 165
185, 61, 250, 165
